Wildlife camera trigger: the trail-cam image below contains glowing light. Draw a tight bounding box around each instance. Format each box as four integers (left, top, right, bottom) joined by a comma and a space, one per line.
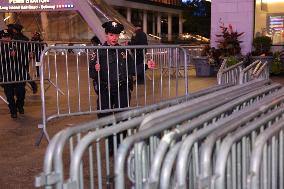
4, 16, 10, 21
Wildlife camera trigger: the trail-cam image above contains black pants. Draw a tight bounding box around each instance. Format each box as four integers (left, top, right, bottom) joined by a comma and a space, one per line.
3, 83, 26, 114
97, 84, 131, 118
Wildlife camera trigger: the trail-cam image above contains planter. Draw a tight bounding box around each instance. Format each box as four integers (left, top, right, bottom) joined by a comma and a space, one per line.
192, 57, 215, 77
250, 56, 273, 70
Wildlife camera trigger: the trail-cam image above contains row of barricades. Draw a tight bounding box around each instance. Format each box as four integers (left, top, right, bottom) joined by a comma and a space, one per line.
217, 59, 269, 85
35, 78, 284, 189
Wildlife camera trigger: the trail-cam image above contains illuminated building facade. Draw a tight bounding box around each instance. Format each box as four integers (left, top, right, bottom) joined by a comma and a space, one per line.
211, 0, 284, 54
0, 0, 184, 43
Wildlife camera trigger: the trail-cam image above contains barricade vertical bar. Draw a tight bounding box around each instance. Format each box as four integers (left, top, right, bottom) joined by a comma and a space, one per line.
144, 49, 147, 106
77, 134, 84, 189
88, 145, 95, 189
151, 49, 155, 104
107, 49, 111, 110
96, 140, 103, 189
263, 143, 268, 189
134, 49, 138, 107
54, 54, 60, 114
242, 137, 247, 189
168, 48, 171, 98
97, 49, 102, 111
272, 136, 277, 189
126, 49, 130, 107
86, 49, 92, 112
76, 54, 81, 112
232, 143, 237, 189
268, 136, 272, 189
175, 48, 178, 96
65, 52, 71, 113
237, 142, 242, 189
116, 49, 120, 108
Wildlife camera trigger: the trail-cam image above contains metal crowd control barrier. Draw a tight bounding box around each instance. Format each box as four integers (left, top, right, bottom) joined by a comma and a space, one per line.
36, 45, 189, 145
148, 83, 283, 189
35, 84, 232, 189
211, 104, 284, 189
239, 60, 269, 84
36, 79, 284, 189
0, 39, 47, 104
113, 79, 272, 189
247, 117, 284, 189
217, 59, 244, 85
63, 80, 268, 189
145, 82, 283, 189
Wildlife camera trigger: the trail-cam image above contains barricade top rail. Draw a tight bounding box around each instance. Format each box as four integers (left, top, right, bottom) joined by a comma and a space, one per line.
241, 60, 261, 73
139, 79, 270, 131
213, 105, 284, 189
138, 78, 270, 132
36, 83, 233, 188
222, 61, 244, 72
114, 79, 272, 188
175, 88, 284, 189
254, 61, 268, 76
145, 83, 282, 189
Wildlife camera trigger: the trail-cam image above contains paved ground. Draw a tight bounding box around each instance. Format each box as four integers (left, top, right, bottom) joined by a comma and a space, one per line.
0, 74, 283, 189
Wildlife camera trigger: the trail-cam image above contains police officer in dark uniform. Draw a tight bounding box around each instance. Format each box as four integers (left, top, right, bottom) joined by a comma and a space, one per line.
89, 21, 135, 118
0, 29, 26, 118
7, 23, 38, 93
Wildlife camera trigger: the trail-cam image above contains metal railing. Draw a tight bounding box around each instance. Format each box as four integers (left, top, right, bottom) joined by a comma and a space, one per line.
35, 84, 232, 189
36, 45, 190, 145
217, 59, 244, 85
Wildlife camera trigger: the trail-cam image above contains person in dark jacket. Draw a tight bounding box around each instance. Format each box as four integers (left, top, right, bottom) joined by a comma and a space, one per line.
7, 23, 38, 94
0, 29, 26, 118
89, 21, 135, 118
91, 35, 101, 46
127, 24, 148, 84
31, 31, 45, 77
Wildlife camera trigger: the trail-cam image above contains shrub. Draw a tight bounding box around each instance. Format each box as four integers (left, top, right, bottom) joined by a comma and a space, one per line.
252, 36, 272, 56
216, 23, 244, 57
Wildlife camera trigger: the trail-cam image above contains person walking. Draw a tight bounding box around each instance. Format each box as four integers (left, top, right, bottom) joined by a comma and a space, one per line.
31, 31, 45, 77
127, 24, 148, 84
7, 24, 38, 94
0, 29, 26, 118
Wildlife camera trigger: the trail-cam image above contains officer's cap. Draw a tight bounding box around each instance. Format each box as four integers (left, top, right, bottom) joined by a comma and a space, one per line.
0, 29, 13, 38
102, 21, 124, 34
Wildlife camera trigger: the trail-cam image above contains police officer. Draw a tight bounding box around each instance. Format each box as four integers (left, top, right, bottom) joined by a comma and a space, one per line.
89, 21, 135, 118
7, 23, 38, 93
0, 29, 26, 118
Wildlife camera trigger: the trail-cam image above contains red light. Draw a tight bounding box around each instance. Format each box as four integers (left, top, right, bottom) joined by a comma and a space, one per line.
58, 5, 61, 8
